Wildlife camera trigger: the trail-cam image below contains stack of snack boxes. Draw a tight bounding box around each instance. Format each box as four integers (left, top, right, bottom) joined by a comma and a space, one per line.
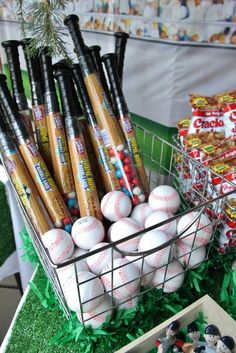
176, 92, 236, 253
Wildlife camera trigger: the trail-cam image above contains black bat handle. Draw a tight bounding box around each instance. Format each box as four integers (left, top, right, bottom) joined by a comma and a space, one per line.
114, 32, 129, 85
1, 40, 28, 110
21, 38, 44, 106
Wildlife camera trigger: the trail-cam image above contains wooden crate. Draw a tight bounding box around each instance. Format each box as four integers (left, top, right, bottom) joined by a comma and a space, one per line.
115, 295, 236, 353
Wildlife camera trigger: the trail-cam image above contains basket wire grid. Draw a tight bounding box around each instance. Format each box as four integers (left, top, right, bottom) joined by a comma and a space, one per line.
1, 123, 236, 324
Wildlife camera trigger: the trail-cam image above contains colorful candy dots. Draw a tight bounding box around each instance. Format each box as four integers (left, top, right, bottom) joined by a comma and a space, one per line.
108, 144, 145, 205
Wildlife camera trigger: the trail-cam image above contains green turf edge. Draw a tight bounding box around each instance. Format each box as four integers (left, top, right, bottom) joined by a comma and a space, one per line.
0, 181, 16, 266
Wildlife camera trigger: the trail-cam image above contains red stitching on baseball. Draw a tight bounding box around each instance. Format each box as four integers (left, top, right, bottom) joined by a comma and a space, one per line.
55, 243, 74, 263
151, 247, 170, 267
101, 273, 124, 299
114, 193, 126, 219
118, 262, 139, 296
78, 273, 103, 311
101, 192, 113, 216
73, 218, 101, 237
120, 218, 142, 231
47, 233, 65, 252
151, 191, 178, 202
88, 250, 108, 273
141, 204, 148, 225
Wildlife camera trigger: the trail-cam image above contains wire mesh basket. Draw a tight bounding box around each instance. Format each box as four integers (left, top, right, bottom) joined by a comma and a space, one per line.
2, 123, 236, 326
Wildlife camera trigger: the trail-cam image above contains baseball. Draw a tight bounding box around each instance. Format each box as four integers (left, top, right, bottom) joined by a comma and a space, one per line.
42, 229, 74, 264
130, 203, 153, 227
138, 230, 173, 268
86, 242, 121, 275
56, 248, 89, 288
145, 210, 177, 237
71, 216, 105, 250
126, 253, 155, 286
101, 258, 140, 300
63, 271, 104, 313
177, 212, 213, 247
107, 223, 114, 242
77, 295, 113, 329
148, 185, 180, 213
73, 247, 89, 272
176, 241, 206, 269
110, 218, 143, 251
115, 293, 139, 311
101, 190, 132, 222
152, 260, 185, 293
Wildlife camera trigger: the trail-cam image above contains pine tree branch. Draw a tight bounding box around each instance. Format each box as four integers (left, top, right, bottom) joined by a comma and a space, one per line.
15, 0, 27, 38
15, 0, 71, 61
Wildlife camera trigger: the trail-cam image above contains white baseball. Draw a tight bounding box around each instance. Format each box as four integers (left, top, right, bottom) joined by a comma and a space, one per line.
63, 271, 104, 312
101, 191, 132, 222
110, 218, 143, 251
101, 258, 140, 300
152, 260, 185, 293
130, 203, 153, 227
177, 212, 213, 247
77, 295, 113, 329
56, 248, 89, 288
107, 223, 114, 242
145, 210, 177, 237
71, 216, 105, 250
148, 185, 180, 213
86, 242, 121, 275
138, 230, 173, 268
42, 229, 74, 264
176, 241, 206, 269
115, 293, 139, 311
73, 247, 89, 272
126, 253, 155, 286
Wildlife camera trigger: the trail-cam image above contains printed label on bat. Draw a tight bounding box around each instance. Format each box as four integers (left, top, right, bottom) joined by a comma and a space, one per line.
98, 145, 111, 173
5, 158, 16, 174
36, 125, 50, 152
93, 124, 102, 140
54, 114, 64, 130
75, 138, 85, 154
56, 136, 67, 164
26, 142, 39, 156
123, 117, 133, 133
78, 159, 95, 191
100, 129, 111, 147
34, 162, 55, 191
33, 106, 44, 121
12, 175, 31, 209
127, 137, 142, 166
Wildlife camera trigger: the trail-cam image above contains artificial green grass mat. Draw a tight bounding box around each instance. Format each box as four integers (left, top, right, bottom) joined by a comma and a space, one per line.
0, 181, 15, 266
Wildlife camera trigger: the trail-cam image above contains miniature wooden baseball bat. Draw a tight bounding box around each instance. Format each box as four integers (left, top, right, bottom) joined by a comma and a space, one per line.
64, 15, 146, 205
102, 53, 149, 195
0, 74, 73, 231
0, 112, 53, 235
54, 65, 103, 220
21, 39, 51, 169
40, 48, 79, 217
72, 63, 120, 193
1, 40, 34, 138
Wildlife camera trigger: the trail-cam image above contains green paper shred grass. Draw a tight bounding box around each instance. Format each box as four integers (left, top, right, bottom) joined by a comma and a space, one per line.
20, 227, 39, 264
0, 181, 16, 266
